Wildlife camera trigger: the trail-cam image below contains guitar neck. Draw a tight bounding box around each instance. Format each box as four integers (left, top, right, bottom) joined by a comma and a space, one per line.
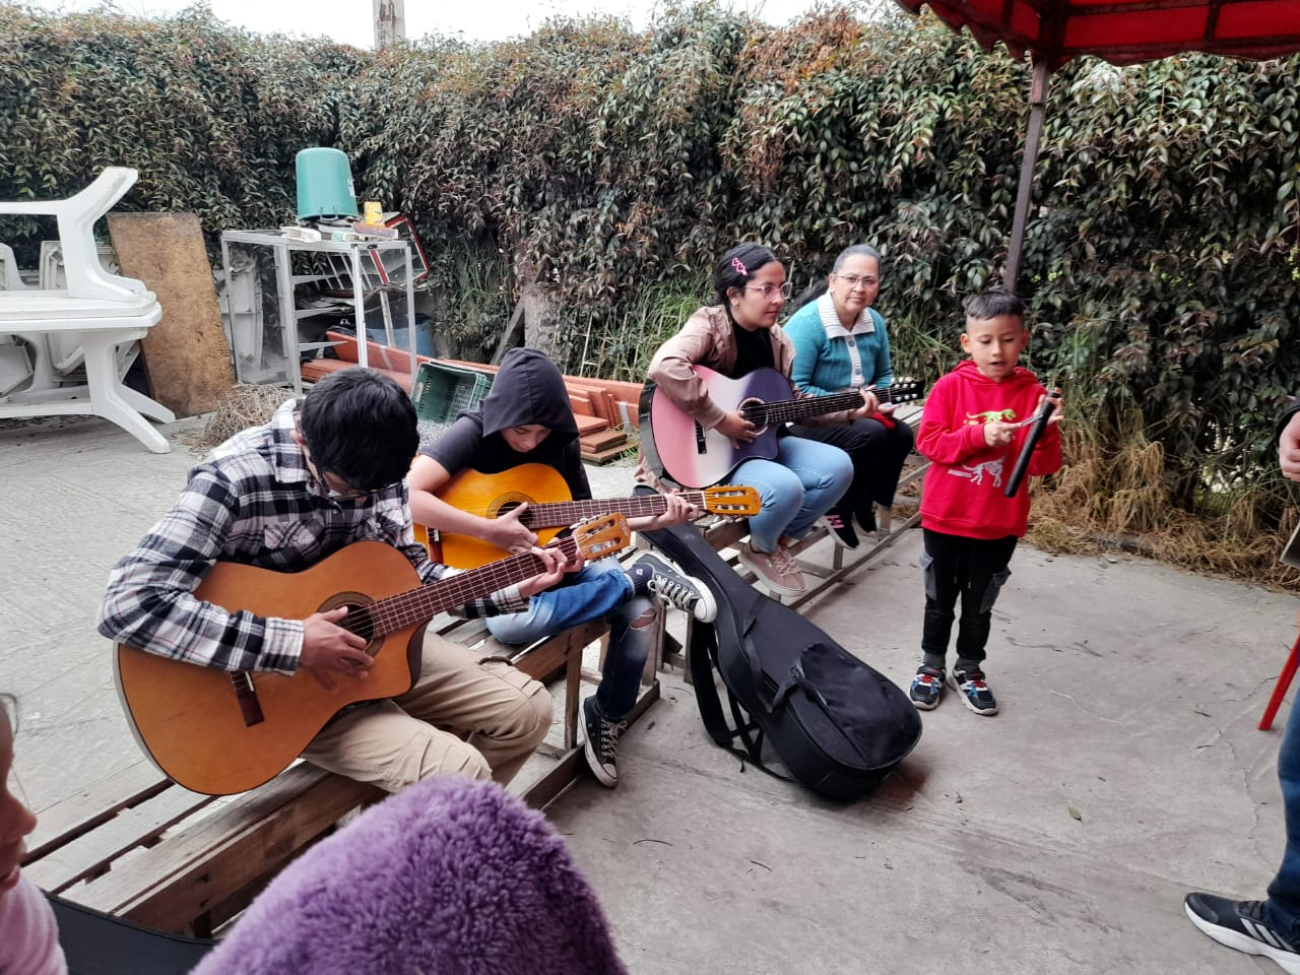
359, 536, 580, 637
743, 382, 912, 427
517, 492, 700, 529
744, 390, 863, 426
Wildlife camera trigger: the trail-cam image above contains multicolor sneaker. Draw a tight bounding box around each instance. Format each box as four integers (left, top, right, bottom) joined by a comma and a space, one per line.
948, 667, 998, 715
909, 667, 945, 710
1185, 893, 1300, 974
819, 507, 859, 549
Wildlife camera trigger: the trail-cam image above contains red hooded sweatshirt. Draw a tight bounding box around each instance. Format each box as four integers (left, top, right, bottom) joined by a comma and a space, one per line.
917, 359, 1062, 540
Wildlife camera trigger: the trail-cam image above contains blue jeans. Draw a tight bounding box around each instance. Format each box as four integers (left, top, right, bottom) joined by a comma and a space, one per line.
486, 558, 653, 722
729, 434, 854, 553
1267, 700, 1300, 935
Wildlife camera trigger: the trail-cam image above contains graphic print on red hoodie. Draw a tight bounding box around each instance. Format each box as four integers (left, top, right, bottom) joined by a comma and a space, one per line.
917, 360, 1062, 540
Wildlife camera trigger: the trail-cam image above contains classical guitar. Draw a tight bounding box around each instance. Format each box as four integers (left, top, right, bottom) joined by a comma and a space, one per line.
640, 366, 924, 488
114, 514, 631, 796
417, 463, 761, 568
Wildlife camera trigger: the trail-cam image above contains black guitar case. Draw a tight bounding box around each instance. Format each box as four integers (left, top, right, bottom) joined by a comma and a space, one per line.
638, 492, 922, 800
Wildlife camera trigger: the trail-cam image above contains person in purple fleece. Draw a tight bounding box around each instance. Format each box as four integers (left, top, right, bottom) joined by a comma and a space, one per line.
0, 695, 67, 975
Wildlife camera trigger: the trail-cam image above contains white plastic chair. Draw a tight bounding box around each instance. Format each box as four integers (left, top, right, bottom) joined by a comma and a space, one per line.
0, 167, 176, 453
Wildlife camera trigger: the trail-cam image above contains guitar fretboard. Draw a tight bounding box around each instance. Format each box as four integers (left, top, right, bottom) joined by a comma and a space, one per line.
348, 535, 584, 639
516, 492, 700, 529
742, 383, 916, 426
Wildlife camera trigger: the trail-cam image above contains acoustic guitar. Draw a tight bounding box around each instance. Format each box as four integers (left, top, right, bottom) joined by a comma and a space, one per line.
639, 366, 924, 488
114, 514, 631, 796
417, 463, 761, 568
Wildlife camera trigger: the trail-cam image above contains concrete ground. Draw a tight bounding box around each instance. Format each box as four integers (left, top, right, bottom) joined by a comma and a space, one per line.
2, 411, 1297, 974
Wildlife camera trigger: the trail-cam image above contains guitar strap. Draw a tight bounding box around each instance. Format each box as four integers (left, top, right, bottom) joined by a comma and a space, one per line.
688, 620, 793, 784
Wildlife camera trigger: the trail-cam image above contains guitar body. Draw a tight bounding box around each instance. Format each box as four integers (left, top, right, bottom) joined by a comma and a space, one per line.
436, 464, 570, 568
645, 366, 793, 488
114, 541, 425, 796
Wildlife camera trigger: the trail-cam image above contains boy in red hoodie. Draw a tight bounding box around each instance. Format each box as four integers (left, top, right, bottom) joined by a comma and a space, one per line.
909, 291, 1063, 715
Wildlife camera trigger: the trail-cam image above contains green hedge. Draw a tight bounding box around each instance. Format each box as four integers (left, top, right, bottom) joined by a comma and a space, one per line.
3, 2, 1300, 563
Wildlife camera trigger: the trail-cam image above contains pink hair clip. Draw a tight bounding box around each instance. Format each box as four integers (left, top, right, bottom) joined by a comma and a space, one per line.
731, 257, 748, 277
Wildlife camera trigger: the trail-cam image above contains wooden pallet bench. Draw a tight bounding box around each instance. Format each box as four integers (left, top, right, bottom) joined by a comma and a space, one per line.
24, 614, 656, 937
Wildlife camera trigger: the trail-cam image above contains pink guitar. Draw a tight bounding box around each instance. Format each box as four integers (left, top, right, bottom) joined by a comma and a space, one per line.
639, 366, 922, 489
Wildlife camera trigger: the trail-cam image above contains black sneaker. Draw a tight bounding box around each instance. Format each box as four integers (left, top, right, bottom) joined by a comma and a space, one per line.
948, 667, 999, 715
633, 554, 718, 622
909, 666, 945, 710
1185, 893, 1300, 974
819, 507, 859, 549
582, 697, 626, 789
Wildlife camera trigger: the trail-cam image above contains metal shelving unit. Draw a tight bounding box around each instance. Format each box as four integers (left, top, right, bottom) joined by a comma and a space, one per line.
219, 230, 418, 393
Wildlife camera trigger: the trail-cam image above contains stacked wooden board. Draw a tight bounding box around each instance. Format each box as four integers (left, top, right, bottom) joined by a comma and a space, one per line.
304, 333, 643, 463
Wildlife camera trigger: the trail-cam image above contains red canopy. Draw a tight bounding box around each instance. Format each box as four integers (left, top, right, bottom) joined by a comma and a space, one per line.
895, 0, 1300, 70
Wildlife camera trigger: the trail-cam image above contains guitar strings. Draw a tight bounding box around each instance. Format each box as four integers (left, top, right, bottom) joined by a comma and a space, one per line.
359, 534, 589, 634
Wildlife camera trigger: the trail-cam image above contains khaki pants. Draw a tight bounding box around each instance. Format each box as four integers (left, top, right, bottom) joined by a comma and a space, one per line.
302, 631, 552, 792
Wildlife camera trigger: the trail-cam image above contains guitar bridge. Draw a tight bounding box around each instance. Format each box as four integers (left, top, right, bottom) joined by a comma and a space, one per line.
694, 421, 707, 455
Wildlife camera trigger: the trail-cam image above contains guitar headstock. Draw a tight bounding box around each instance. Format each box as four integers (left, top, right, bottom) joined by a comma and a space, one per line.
701, 485, 762, 517
571, 513, 632, 562
882, 378, 925, 404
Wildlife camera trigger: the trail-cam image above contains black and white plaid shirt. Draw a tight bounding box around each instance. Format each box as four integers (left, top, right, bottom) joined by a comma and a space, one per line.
98, 401, 527, 674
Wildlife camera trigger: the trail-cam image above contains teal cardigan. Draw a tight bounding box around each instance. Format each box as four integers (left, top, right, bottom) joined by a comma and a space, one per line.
784, 294, 894, 396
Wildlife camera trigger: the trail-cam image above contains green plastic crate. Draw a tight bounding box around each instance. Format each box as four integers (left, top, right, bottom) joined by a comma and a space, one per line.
413, 362, 493, 423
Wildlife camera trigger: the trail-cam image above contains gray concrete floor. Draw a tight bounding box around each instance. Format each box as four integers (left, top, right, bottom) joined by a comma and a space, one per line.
2, 410, 1297, 974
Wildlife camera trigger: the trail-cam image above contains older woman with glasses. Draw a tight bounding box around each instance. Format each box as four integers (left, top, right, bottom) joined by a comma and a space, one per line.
636, 242, 859, 598
783, 243, 916, 550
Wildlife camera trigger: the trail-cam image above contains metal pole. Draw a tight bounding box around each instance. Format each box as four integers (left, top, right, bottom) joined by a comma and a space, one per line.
1004, 57, 1051, 294
373, 0, 405, 49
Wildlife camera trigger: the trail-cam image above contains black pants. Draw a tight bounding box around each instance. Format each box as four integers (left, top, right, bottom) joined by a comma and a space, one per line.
920, 528, 1018, 667
789, 416, 914, 529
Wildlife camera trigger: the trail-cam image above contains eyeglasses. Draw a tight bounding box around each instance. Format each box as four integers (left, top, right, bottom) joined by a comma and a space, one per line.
835, 273, 877, 290
744, 282, 792, 300
303, 449, 378, 502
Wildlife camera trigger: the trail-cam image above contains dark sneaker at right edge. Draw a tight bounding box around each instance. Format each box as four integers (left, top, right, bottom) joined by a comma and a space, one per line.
1185, 893, 1300, 974
819, 506, 859, 549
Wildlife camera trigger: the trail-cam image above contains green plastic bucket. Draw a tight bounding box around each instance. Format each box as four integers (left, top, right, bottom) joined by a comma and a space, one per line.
296, 147, 358, 221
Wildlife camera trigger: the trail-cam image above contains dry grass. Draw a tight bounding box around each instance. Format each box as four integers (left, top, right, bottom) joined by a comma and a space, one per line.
1027, 423, 1300, 590
187, 384, 290, 452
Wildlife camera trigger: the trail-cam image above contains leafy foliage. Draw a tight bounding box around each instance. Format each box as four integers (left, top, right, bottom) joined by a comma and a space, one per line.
3, 2, 1300, 577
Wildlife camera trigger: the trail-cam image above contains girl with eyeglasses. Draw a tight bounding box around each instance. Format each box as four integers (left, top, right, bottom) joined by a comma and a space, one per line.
782, 244, 916, 550
636, 242, 864, 598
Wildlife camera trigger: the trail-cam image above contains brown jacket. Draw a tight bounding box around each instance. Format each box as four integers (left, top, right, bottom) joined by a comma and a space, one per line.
635, 304, 851, 487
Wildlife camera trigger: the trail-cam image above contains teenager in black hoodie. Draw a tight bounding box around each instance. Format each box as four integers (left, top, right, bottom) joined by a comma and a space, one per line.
409, 349, 716, 787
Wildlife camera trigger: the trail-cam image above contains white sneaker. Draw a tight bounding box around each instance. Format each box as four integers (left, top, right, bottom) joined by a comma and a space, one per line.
737, 543, 805, 597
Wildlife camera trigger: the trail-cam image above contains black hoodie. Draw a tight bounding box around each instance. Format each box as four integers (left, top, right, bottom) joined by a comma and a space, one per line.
420, 348, 591, 499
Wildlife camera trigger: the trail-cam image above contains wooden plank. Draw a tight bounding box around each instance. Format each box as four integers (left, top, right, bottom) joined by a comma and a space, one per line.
105, 212, 235, 417
27, 762, 171, 861
579, 429, 627, 452
67, 765, 383, 932
581, 443, 633, 464
574, 414, 608, 436
300, 357, 413, 392
25, 785, 216, 894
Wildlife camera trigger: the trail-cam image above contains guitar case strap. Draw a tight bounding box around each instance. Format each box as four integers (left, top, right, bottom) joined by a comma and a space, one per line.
687, 617, 794, 784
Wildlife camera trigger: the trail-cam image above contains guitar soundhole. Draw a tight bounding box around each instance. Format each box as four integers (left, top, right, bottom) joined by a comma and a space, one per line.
487, 494, 533, 521
320, 591, 382, 659
739, 396, 770, 435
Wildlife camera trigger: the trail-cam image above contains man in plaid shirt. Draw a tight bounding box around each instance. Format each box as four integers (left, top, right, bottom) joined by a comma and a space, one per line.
99, 369, 571, 791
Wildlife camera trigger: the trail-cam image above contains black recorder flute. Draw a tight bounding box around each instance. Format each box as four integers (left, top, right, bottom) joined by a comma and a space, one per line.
1003, 389, 1061, 498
